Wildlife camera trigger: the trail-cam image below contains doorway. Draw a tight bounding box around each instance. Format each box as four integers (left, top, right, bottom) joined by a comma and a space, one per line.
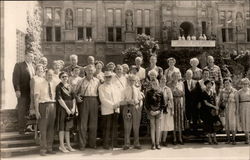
180, 22, 194, 38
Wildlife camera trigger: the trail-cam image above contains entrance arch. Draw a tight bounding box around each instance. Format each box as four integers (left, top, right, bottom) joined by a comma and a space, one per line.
180, 22, 194, 38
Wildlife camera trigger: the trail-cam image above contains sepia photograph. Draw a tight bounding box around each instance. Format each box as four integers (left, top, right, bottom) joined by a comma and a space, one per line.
0, 0, 250, 159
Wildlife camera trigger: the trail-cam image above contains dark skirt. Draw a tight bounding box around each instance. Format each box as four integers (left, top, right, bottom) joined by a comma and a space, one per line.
56, 100, 74, 131
200, 107, 222, 133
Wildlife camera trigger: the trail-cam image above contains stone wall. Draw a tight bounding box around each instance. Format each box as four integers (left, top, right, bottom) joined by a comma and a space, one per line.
0, 109, 18, 132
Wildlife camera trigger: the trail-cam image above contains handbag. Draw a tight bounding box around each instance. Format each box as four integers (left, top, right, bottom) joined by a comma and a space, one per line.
213, 120, 223, 132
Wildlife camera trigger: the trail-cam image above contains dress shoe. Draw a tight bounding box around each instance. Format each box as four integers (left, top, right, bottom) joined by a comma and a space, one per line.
47, 150, 56, 154
103, 146, 110, 150
59, 146, 69, 153
79, 147, 85, 151
123, 146, 129, 150
156, 144, 161, 150
134, 145, 142, 150
40, 151, 46, 156
173, 141, 177, 145
232, 141, 236, 145
67, 146, 76, 152
151, 144, 156, 150
162, 141, 168, 147
179, 140, 184, 145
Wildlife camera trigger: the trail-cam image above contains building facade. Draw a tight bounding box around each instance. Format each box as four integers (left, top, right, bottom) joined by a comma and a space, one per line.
41, 0, 250, 66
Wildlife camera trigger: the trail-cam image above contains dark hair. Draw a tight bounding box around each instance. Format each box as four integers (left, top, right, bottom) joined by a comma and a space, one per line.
223, 77, 232, 84
204, 79, 213, 86
71, 66, 80, 71
202, 68, 210, 73
59, 71, 68, 79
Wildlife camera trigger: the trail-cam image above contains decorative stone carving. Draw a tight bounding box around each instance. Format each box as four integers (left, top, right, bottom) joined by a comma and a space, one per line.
162, 21, 171, 41
171, 20, 179, 40
236, 12, 244, 32
125, 10, 133, 32
65, 8, 73, 30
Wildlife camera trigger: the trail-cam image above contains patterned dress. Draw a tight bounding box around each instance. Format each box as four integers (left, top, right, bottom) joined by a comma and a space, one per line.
219, 87, 237, 131
238, 88, 250, 132
169, 82, 184, 131
160, 86, 174, 131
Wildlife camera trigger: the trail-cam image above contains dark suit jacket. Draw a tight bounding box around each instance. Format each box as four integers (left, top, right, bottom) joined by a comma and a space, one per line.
12, 62, 32, 96
183, 79, 197, 107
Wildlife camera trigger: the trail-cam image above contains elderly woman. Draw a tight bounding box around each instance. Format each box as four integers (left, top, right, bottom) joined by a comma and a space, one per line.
68, 66, 83, 93
237, 78, 250, 144
146, 55, 163, 81
187, 58, 202, 80
39, 57, 48, 72
130, 65, 141, 89
200, 80, 222, 145
159, 77, 174, 147
218, 78, 238, 145
106, 62, 116, 73
94, 61, 105, 83
56, 72, 77, 152
164, 57, 182, 83
53, 60, 63, 84
168, 71, 185, 145
145, 79, 165, 150
30, 64, 45, 117
144, 69, 159, 93
122, 64, 129, 77
197, 68, 216, 92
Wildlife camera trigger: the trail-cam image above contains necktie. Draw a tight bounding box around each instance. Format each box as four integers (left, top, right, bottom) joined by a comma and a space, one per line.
48, 82, 53, 100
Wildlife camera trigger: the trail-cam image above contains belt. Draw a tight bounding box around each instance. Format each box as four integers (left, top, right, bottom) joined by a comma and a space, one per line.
40, 102, 56, 105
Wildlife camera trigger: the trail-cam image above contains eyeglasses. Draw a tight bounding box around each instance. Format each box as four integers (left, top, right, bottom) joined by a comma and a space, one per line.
62, 75, 68, 78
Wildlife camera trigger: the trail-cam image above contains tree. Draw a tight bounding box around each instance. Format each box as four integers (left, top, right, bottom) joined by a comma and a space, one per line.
25, 7, 42, 62
123, 34, 159, 67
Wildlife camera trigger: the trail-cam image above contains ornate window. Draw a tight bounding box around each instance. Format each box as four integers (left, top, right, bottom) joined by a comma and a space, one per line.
136, 9, 151, 35
107, 9, 123, 42
86, 8, 92, 25
77, 8, 83, 26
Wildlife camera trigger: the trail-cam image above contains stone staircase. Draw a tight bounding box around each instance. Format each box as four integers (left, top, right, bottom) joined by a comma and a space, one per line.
0, 131, 247, 158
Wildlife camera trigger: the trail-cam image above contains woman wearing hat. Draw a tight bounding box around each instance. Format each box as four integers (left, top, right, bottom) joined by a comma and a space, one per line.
200, 79, 221, 144
218, 78, 238, 145
237, 78, 250, 144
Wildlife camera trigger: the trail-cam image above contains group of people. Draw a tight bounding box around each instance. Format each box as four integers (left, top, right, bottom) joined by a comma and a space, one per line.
12, 52, 250, 156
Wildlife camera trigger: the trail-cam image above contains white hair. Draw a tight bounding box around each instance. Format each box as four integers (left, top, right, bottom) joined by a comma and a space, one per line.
135, 57, 142, 62
148, 69, 158, 77
190, 58, 199, 66
70, 54, 78, 60
186, 69, 193, 76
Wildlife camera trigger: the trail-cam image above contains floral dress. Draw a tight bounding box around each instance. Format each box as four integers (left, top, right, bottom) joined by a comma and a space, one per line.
169, 82, 184, 131
219, 87, 237, 131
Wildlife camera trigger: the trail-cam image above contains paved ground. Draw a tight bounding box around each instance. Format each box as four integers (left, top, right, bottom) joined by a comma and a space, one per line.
2, 143, 250, 160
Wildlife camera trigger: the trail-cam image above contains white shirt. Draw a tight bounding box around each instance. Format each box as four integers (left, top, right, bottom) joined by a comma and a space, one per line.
99, 83, 119, 115
135, 67, 146, 80
122, 85, 143, 109
112, 75, 127, 102
25, 61, 35, 78
34, 79, 57, 103
76, 77, 100, 96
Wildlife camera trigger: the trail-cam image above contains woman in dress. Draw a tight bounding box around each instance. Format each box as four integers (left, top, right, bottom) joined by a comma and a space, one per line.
145, 78, 165, 150
200, 80, 221, 144
168, 71, 185, 145
218, 78, 238, 145
237, 78, 250, 144
160, 77, 174, 146
56, 72, 77, 152
145, 55, 163, 81
94, 61, 104, 84
164, 57, 182, 84
187, 58, 202, 80
30, 64, 45, 114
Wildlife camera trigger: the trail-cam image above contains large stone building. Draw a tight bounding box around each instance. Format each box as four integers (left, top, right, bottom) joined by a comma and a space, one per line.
41, 0, 250, 66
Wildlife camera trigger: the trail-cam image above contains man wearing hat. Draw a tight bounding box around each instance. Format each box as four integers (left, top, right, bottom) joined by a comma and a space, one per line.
98, 71, 120, 149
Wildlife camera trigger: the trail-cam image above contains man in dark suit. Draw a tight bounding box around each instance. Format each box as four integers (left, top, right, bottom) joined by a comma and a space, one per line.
183, 70, 198, 132
12, 52, 35, 134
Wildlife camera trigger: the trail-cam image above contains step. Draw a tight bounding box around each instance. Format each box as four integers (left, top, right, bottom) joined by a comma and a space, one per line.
0, 143, 78, 158
0, 146, 40, 158
1, 139, 37, 148
0, 132, 34, 141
